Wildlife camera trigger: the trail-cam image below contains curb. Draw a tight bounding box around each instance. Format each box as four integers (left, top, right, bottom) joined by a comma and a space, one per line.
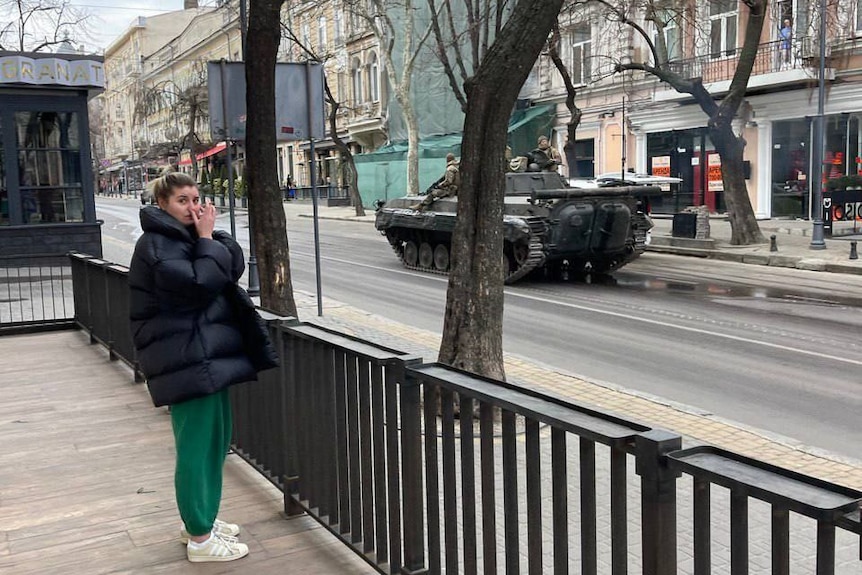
296, 213, 376, 223
646, 243, 862, 275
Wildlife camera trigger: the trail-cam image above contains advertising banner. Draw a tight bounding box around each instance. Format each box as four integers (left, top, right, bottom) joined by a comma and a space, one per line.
707, 153, 723, 192
651, 155, 671, 177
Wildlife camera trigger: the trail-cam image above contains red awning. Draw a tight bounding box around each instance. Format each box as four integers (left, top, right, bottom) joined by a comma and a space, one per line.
197, 141, 227, 160
178, 142, 228, 165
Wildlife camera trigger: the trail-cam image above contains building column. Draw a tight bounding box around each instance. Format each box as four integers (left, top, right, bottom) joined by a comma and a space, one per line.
756, 120, 772, 219
634, 129, 647, 173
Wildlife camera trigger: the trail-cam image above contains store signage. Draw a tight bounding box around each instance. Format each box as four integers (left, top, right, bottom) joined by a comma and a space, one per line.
652, 156, 671, 177
830, 192, 862, 222
0, 55, 104, 88
707, 153, 723, 192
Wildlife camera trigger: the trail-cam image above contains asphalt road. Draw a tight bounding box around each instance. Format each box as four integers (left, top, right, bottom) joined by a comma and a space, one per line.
97, 198, 862, 460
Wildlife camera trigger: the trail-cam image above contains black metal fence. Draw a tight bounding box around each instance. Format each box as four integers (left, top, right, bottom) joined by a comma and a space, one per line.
0, 254, 75, 334
54, 254, 862, 573
288, 185, 352, 207
68, 252, 142, 380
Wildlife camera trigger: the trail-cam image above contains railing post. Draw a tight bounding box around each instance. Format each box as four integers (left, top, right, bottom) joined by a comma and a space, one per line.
636, 429, 682, 575
399, 362, 427, 575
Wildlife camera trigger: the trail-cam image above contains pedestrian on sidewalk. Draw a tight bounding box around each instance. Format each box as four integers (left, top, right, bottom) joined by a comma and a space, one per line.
128, 172, 278, 563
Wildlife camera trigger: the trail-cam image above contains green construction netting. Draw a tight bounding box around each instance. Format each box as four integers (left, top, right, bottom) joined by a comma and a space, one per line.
355, 104, 556, 207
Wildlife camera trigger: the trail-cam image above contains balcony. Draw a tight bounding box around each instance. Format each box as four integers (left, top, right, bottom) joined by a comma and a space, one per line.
655, 37, 833, 102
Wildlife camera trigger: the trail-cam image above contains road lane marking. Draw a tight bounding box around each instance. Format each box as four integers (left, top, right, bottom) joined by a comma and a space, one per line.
291, 249, 862, 368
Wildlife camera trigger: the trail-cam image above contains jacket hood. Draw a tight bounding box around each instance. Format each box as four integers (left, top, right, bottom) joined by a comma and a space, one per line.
139, 206, 196, 243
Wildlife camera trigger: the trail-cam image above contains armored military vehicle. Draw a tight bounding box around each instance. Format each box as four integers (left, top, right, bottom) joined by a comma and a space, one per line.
374, 171, 664, 283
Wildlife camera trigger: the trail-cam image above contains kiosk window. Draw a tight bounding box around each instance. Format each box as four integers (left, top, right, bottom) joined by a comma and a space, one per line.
15, 111, 83, 224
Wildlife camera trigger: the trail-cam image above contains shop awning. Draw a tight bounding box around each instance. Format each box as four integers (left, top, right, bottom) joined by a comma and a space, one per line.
178, 142, 228, 165
198, 141, 227, 159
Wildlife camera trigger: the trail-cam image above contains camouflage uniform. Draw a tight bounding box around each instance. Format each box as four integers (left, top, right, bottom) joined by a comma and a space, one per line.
413, 158, 460, 210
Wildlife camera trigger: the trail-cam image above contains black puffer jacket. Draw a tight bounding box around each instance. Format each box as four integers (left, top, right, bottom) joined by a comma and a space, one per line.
129, 206, 257, 406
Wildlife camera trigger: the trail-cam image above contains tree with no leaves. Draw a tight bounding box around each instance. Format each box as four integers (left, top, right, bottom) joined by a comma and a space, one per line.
546, 16, 584, 176
426, 0, 513, 113
345, 0, 434, 196
0, 0, 93, 52
278, 14, 365, 216
589, 0, 766, 245
246, 0, 299, 317
133, 61, 210, 178
438, 0, 565, 380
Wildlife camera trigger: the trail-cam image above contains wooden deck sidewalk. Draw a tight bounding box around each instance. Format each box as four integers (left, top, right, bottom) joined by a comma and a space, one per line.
0, 330, 376, 574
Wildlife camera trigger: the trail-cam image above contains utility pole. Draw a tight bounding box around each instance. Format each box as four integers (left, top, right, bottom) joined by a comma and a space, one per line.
620, 96, 626, 177
810, 0, 827, 249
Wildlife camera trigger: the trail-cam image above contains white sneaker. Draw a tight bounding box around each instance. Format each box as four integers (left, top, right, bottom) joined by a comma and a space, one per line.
187, 532, 249, 563
180, 518, 241, 544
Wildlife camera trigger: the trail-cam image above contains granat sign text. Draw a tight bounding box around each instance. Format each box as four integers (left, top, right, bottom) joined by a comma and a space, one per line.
0, 56, 104, 88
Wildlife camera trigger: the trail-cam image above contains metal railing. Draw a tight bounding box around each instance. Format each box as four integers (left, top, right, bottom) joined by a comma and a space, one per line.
68, 252, 142, 380
666, 38, 817, 87
290, 185, 351, 202
0, 254, 75, 334
43, 254, 862, 573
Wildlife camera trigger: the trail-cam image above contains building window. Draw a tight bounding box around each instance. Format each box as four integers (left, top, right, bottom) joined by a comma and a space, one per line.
368, 52, 379, 102
318, 16, 327, 49
654, 11, 681, 61
857, 0, 862, 30
351, 57, 363, 105
710, 0, 738, 58
334, 8, 343, 43
302, 21, 311, 49
15, 111, 84, 224
569, 24, 591, 86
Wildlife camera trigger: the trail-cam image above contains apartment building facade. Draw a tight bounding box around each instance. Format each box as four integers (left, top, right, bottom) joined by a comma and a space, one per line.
278, 0, 386, 189
523, 0, 862, 219
139, 8, 242, 176
100, 11, 199, 191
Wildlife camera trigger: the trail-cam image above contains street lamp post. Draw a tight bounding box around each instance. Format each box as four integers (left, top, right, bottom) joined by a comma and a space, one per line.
238, 0, 260, 295
810, 0, 828, 249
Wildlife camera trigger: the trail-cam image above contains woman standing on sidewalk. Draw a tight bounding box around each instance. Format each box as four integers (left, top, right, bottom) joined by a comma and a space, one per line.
128, 172, 277, 563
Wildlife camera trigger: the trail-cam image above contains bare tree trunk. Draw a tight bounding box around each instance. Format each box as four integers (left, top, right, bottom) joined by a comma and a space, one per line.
401, 94, 422, 196
246, 0, 298, 316
325, 81, 365, 216
438, 0, 564, 379
710, 123, 763, 244
548, 21, 582, 177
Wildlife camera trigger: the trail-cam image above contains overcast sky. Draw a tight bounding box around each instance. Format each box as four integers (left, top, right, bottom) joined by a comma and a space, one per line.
71, 0, 190, 52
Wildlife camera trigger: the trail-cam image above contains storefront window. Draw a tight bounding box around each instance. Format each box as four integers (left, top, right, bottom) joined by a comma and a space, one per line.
648, 129, 719, 213
14, 111, 83, 223
573, 139, 595, 177
771, 119, 810, 218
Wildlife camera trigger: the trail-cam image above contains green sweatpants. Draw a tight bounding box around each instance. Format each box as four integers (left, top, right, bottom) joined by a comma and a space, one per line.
170, 389, 233, 536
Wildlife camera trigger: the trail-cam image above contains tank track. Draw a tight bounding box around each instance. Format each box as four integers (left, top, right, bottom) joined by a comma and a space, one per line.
631, 212, 651, 254
385, 217, 547, 284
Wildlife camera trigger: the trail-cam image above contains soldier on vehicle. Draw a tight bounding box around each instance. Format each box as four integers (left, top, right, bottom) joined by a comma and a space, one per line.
528, 135, 561, 172
411, 153, 460, 210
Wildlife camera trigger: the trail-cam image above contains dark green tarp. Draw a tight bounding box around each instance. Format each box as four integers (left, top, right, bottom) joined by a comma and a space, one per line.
355, 104, 556, 207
